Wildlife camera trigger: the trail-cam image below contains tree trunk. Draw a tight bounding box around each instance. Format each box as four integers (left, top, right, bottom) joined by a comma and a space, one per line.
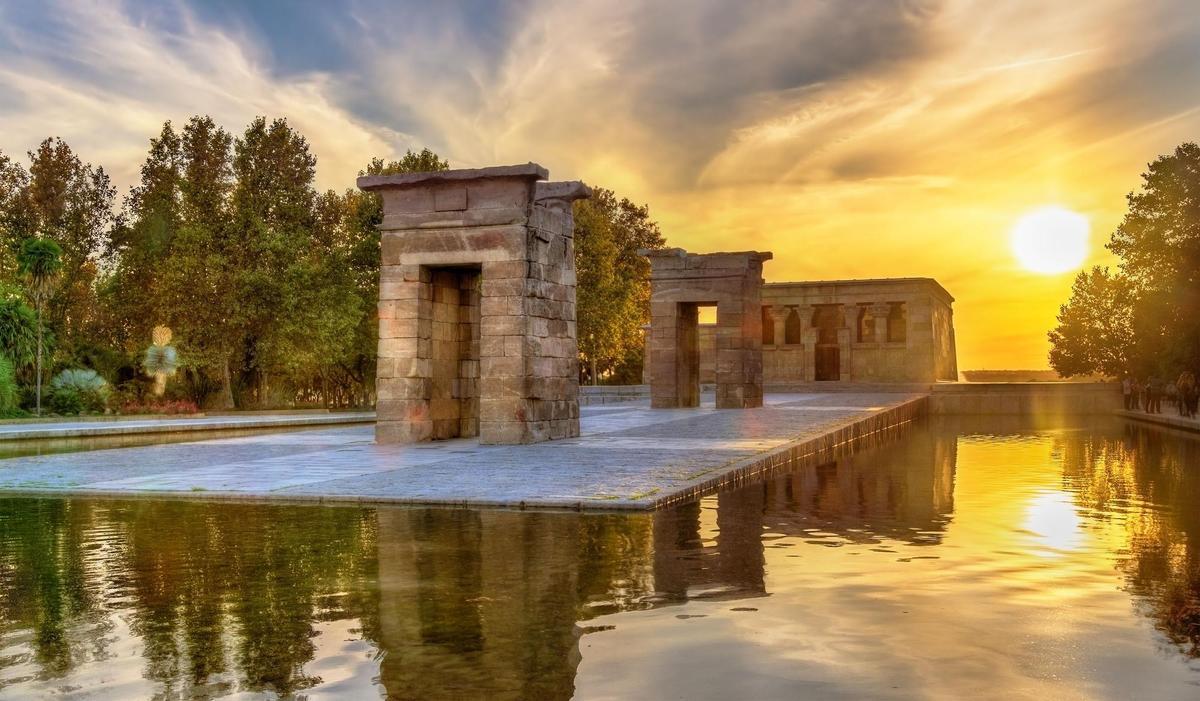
35, 305, 42, 417
218, 358, 235, 410
591, 356, 598, 386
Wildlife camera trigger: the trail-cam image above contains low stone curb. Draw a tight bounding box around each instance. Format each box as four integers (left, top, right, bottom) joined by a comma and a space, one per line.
1117, 409, 1200, 434
0, 412, 376, 441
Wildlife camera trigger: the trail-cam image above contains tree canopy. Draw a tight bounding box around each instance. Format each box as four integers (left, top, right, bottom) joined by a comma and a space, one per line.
574, 188, 665, 383
0, 118, 662, 409
1050, 142, 1200, 378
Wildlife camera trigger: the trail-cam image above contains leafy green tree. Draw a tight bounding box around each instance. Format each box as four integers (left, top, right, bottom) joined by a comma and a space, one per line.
24, 139, 116, 362
1050, 142, 1200, 378
103, 122, 182, 351
1048, 267, 1134, 376
573, 188, 665, 384
17, 238, 63, 414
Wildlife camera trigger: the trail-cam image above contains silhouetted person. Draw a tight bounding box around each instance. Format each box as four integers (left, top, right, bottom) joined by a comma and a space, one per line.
1178, 371, 1198, 419
1147, 376, 1163, 414
1122, 376, 1134, 410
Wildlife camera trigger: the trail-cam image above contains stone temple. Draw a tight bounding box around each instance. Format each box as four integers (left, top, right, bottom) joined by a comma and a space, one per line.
643, 267, 957, 395
359, 164, 588, 445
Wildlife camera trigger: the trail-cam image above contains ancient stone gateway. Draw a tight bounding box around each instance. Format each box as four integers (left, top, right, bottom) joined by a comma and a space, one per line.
641, 248, 772, 409
358, 164, 589, 445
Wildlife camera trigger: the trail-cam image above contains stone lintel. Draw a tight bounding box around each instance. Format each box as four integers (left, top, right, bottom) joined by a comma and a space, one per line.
535, 181, 592, 203
640, 248, 773, 278
357, 163, 548, 191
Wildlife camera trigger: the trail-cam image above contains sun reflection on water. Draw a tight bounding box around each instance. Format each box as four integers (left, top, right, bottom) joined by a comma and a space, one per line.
1023, 489, 1085, 555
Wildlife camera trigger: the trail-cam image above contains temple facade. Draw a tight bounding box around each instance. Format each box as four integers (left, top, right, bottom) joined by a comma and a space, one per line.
648, 277, 957, 386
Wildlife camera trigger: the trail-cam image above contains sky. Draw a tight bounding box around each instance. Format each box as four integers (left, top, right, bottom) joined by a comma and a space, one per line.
1, 0, 1199, 370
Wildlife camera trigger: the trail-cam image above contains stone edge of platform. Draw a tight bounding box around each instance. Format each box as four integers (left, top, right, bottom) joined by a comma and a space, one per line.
1117, 409, 1200, 434
0, 397, 929, 512
0, 413, 377, 441
645, 395, 929, 510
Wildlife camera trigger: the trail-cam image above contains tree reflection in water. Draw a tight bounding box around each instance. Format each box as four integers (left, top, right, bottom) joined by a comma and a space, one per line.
0, 417, 1199, 699
1058, 423, 1200, 657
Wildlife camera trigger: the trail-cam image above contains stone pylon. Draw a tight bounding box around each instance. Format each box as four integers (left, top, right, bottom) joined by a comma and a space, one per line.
641, 248, 772, 409
359, 164, 590, 444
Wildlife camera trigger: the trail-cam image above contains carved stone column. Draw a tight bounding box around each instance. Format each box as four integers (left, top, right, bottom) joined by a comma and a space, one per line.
799, 305, 816, 382
872, 303, 892, 343
771, 306, 789, 346
836, 305, 851, 381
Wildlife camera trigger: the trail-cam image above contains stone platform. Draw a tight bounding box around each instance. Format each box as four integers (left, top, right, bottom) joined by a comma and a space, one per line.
0, 393, 925, 510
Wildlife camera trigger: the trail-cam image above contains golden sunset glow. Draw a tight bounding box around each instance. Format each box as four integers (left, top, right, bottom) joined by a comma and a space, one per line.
1, 1, 1196, 370
1011, 207, 1091, 275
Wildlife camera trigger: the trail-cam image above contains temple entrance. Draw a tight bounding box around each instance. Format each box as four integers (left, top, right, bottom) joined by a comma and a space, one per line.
427, 266, 481, 439
642, 249, 772, 409
815, 346, 840, 381
812, 305, 842, 382
670, 302, 706, 407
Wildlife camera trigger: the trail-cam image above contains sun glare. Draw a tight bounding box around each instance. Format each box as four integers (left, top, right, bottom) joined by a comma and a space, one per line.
1024, 490, 1085, 555
1010, 206, 1090, 274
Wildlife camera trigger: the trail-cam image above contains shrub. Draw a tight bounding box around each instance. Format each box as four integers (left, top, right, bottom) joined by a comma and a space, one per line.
117, 399, 200, 415
50, 368, 109, 414
0, 298, 37, 369
50, 387, 85, 415
0, 355, 16, 412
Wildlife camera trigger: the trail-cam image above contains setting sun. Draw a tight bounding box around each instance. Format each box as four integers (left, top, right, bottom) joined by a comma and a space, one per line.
1011, 206, 1091, 275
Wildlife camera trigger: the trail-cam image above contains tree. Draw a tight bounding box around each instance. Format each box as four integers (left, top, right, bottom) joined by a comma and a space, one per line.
1048, 267, 1134, 377
103, 122, 182, 351
573, 188, 666, 384
24, 139, 116, 362
1050, 142, 1200, 378
17, 237, 63, 414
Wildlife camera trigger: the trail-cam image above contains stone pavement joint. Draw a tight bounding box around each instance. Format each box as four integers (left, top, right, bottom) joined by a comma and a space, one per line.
0, 394, 926, 510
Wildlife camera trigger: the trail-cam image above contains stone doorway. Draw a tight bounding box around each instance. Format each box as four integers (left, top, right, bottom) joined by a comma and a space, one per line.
642, 249, 772, 409
814, 346, 840, 381
668, 302, 710, 407
428, 267, 481, 439
812, 305, 842, 382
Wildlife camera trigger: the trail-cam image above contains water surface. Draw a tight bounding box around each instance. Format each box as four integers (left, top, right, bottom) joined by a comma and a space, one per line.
1, 417, 1198, 699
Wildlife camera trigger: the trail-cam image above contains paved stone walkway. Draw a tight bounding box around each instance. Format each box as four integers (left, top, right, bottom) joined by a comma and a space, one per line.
0, 394, 922, 509
0, 412, 375, 440
1118, 409, 1200, 434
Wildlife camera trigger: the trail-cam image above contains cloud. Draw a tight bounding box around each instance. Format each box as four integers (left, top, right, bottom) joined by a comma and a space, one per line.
0, 0, 405, 192
1, 0, 1198, 368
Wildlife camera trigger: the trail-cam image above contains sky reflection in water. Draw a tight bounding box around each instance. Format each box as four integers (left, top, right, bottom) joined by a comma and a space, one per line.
1, 417, 1199, 699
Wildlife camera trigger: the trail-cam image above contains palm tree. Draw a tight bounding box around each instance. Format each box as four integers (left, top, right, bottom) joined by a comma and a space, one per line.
17, 238, 63, 416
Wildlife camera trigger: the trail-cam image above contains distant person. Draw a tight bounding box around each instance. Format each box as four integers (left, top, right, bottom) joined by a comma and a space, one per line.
1133, 379, 1146, 411
1122, 376, 1134, 410
1147, 376, 1163, 414
1179, 372, 1198, 419
1165, 380, 1179, 413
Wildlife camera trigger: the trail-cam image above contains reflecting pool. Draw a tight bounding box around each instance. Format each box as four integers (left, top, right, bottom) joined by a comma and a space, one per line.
2, 417, 1199, 699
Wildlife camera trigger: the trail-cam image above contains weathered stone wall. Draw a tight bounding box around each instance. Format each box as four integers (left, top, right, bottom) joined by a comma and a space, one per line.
929, 382, 1120, 415
642, 249, 772, 409
758, 278, 956, 384
648, 277, 957, 386
361, 164, 589, 445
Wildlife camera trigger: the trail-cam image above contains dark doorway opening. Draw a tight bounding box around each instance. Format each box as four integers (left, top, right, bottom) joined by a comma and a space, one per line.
427, 266, 481, 439
812, 305, 842, 382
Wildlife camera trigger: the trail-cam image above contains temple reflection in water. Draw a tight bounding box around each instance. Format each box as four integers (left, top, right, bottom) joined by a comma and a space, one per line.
2, 417, 1199, 698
